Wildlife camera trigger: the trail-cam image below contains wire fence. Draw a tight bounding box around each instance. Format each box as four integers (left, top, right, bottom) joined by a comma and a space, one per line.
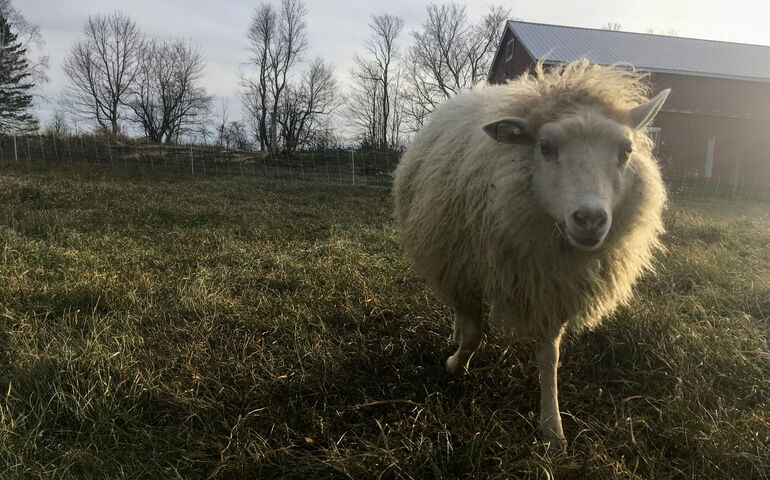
661, 164, 770, 202
0, 133, 768, 202
0, 133, 398, 186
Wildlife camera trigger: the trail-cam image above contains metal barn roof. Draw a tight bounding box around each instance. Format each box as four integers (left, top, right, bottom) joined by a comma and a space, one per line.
507, 21, 770, 82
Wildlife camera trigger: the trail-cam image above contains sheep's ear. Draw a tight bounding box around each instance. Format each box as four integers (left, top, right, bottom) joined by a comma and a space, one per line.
627, 89, 670, 130
482, 117, 533, 144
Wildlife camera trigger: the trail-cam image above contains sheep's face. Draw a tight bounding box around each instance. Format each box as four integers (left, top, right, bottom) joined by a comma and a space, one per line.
529, 113, 633, 251
482, 89, 670, 252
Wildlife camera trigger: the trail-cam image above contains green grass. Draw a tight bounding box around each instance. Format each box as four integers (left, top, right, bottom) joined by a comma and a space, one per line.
0, 163, 768, 479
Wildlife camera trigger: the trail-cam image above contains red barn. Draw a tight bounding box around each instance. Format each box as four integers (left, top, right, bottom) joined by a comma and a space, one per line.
488, 21, 770, 187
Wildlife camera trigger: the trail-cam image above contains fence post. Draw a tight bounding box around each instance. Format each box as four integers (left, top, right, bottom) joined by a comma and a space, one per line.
80, 135, 86, 163
37, 135, 45, 163
13, 134, 17, 162
26, 136, 31, 162
53, 135, 59, 163
39, 135, 46, 163
300, 153, 305, 181
285, 153, 292, 181
324, 151, 330, 183
311, 151, 317, 179
190, 144, 194, 175
263, 152, 268, 177
371, 150, 380, 185
351, 151, 355, 185
336, 149, 341, 184
67, 136, 73, 163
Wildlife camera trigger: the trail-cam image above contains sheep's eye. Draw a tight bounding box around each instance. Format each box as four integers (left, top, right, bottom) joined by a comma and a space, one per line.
539, 140, 557, 158
619, 143, 633, 164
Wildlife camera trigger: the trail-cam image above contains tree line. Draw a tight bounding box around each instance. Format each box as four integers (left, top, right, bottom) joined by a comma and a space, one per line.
3, 0, 509, 153
0, 2, 695, 154
238, 0, 508, 153
60, 12, 210, 143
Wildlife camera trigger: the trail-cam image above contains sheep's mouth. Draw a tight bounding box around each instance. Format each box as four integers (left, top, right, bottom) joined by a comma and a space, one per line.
566, 232, 605, 251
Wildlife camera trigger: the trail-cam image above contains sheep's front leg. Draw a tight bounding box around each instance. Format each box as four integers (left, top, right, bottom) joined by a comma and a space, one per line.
536, 327, 567, 449
445, 306, 482, 375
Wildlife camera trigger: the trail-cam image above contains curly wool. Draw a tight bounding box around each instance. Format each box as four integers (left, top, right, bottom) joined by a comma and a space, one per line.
393, 60, 667, 340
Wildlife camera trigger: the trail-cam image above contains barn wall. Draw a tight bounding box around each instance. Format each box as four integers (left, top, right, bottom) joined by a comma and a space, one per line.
489, 29, 535, 84
651, 73, 770, 185
490, 45, 770, 186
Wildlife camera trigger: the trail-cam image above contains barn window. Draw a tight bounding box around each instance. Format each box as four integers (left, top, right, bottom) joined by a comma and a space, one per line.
505, 39, 515, 62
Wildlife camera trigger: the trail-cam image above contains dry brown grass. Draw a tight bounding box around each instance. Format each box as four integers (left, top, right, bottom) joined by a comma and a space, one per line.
0, 163, 767, 479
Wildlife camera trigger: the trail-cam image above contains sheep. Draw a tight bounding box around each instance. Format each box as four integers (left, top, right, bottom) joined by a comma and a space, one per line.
393, 60, 669, 448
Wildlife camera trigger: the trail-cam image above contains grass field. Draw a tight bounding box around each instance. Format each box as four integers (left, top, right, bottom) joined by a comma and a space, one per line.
0, 163, 768, 479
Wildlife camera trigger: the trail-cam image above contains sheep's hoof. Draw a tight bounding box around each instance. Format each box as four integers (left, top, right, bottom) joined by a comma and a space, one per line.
539, 426, 568, 451
542, 434, 567, 451
445, 355, 465, 376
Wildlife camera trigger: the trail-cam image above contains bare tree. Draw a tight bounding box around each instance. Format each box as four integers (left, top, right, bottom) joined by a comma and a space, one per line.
214, 99, 229, 147
368, 14, 404, 148
404, 3, 508, 129
645, 27, 680, 36
220, 120, 252, 150
348, 60, 381, 147
277, 58, 340, 153
126, 39, 211, 143
388, 71, 405, 148
43, 111, 70, 137
602, 21, 622, 31
241, 5, 274, 150
305, 120, 341, 150
61, 12, 143, 136
347, 14, 405, 149
242, 0, 307, 153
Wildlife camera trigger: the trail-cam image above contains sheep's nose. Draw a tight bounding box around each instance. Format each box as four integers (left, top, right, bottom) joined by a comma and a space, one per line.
572, 206, 608, 232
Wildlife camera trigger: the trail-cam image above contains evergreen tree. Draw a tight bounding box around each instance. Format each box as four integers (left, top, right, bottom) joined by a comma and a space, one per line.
0, 14, 37, 133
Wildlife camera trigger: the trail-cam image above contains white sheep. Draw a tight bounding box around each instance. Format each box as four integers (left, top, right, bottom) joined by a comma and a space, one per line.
393, 60, 669, 448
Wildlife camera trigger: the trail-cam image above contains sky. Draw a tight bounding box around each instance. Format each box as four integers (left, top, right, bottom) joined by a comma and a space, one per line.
19, 0, 770, 129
